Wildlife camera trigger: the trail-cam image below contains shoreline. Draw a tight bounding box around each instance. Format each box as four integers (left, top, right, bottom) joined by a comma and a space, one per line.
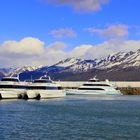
119, 87, 140, 95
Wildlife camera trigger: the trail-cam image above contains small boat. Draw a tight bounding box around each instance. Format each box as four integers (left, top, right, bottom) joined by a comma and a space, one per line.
66, 77, 122, 95
26, 75, 65, 99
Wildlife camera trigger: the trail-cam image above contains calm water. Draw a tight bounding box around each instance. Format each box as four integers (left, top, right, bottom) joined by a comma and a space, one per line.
1, 95, 140, 140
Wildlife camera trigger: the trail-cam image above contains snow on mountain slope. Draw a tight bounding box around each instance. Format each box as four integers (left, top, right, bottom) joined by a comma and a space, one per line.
0, 68, 16, 75
9, 66, 42, 76
55, 58, 96, 72
55, 58, 83, 67
53, 49, 140, 72
122, 49, 140, 68
96, 49, 140, 69
95, 52, 127, 69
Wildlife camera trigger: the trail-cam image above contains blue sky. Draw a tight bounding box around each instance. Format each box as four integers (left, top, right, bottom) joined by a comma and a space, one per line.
0, 0, 140, 67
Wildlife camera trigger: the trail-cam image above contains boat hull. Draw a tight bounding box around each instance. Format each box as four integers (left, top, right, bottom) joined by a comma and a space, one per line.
26, 90, 66, 99
0, 89, 26, 99
66, 90, 122, 95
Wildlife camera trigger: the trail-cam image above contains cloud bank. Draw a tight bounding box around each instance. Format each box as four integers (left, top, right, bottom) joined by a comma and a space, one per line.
0, 37, 140, 67
0, 37, 44, 57
50, 28, 76, 38
86, 24, 128, 39
45, 0, 109, 12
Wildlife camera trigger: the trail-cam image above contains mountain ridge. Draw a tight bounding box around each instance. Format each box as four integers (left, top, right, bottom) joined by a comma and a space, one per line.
0, 49, 140, 81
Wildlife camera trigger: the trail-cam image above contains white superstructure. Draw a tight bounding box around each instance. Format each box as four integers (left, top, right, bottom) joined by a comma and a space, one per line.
66, 77, 122, 95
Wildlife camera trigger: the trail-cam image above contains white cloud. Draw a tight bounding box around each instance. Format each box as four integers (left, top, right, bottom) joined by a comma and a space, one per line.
69, 45, 92, 58
118, 40, 140, 52
45, 0, 109, 12
0, 37, 140, 67
47, 41, 67, 50
50, 28, 76, 38
0, 37, 45, 57
84, 40, 140, 59
86, 24, 128, 39
42, 42, 67, 64
0, 38, 68, 67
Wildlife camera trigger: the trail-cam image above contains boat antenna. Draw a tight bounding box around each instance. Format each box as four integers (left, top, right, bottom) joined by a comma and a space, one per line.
105, 79, 109, 83
93, 75, 97, 80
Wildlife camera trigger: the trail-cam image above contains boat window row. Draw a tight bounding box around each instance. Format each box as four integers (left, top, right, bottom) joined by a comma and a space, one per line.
0, 85, 25, 89
89, 80, 100, 82
27, 86, 62, 90
33, 80, 52, 83
83, 84, 110, 86
0, 85, 62, 90
1, 78, 19, 82
78, 88, 105, 90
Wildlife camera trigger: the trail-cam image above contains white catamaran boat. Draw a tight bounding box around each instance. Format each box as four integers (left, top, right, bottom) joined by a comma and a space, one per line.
0, 75, 65, 100
0, 76, 27, 99
24, 75, 65, 99
66, 77, 122, 95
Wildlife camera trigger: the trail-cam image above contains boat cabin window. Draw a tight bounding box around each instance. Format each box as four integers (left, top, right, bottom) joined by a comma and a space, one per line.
0, 84, 62, 90
41, 77, 50, 80
0, 85, 26, 89
27, 86, 60, 90
78, 88, 104, 90
83, 84, 110, 86
1, 78, 19, 82
89, 79, 100, 82
33, 80, 52, 83
58, 86, 63, 90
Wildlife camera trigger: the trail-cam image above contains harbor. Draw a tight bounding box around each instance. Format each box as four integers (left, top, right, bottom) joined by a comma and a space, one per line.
1, 79, 140, 100
0, 0, 140, 139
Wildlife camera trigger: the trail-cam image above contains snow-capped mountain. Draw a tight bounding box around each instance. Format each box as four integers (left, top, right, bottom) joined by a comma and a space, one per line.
54, 58, 96, 72
95, 50, 140, 69
0, 66, 42, 78
46, 49, 140, 81
0, 68, 15, 75
53, 49, 140, 72
11, 66, 42, 75
0, 68, 17, 79
0, 49, 140, 81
